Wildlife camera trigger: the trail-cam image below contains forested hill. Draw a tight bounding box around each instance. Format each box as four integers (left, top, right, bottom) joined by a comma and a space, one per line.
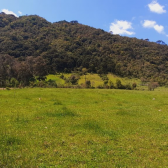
1, 13, 168, 85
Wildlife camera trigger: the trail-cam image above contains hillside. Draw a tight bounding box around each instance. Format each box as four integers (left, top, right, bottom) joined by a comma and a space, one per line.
0, 13, 168, 85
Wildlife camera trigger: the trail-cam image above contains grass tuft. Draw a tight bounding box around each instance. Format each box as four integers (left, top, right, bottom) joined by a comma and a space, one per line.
53, 100, 62, 105
116, 109, 135, 116
0, 136, 22, 146
45, 106, 77, 118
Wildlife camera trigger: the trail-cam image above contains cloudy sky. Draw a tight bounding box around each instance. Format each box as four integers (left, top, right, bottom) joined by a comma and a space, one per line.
1, 0, 168, 43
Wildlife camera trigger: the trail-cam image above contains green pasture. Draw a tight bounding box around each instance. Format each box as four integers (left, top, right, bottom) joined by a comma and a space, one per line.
47, 75, 65, 85
107, 74, 140, 85
78, 74, 104, 87
47, 73, 143, 89
0, 88, 168, 167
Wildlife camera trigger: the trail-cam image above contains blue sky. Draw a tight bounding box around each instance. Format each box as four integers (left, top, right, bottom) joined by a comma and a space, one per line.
1, 0, 168, 43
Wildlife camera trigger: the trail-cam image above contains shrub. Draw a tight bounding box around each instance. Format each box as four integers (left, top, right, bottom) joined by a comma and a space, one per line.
148, 82, 159, 91
47, 79, 57, 87
85, 80, 91, 88
132, 83, 137, 89
99, 74, 109, 81
60, 74, 64, 79
104, 80, 108, 85
10, 78, 19, 87
125, 83, 132, 90
116, 79, 123, 89
5, 80, 10, 87
29, 81, 37, 88
37, 81, 47, 87
69, 75, 80, 85
104, 85, 109, 89
109, 80, 114, 89
97, 85, 103, 89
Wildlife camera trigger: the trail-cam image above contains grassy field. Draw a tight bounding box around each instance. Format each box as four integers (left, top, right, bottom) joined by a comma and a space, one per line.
107, 74, 140, 85
46, 75, 65, 85
47, 73, 143, 89
78, 74, 104, 87
0, 88, 168, 167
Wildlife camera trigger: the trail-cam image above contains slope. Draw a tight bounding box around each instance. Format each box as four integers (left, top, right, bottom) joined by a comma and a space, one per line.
0, 13, 168, 84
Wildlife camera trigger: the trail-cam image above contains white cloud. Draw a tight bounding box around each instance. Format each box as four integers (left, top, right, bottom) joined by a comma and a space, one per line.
18, 11, 22, 15
2, 9, 18, 17
109, 20, 135, 35
142, 20, 156, 28
154, 24, 164, 33
148, 1, 166, 14
142, 20, 164, 34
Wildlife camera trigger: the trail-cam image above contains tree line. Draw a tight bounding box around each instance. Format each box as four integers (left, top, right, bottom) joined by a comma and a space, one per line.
0, 54, 47, 87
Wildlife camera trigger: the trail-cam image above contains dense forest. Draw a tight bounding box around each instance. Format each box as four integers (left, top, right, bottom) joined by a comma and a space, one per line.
0, 12, 168, 86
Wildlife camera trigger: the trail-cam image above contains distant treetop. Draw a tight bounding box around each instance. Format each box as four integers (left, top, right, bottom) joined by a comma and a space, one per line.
144, 39, 149, 42
156, 40, 167, 45
70, 20, 78, 24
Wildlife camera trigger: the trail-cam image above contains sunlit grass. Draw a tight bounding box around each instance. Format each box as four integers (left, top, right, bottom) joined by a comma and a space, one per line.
47, 73, 144, 89
78, 73, 104, 87
107, 73, 140, 86
47, 74, 65, 84
0, 88, 168, 167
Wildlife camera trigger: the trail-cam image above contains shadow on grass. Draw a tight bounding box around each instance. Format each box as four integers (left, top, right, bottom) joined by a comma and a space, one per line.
50, 98, 62, 105
0, 136, 22, 147
77, 120, 118, 140
45, 106, 77, 118
11, 114, 30, 128
53, 100, 62, 105
0, 135, 23, 167
14, 116, 29, 124
116, 109, 135, 116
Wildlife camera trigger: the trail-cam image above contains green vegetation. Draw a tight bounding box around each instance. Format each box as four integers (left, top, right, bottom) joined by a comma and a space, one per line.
0, 11, 167, 168
46, 73, 144, 90
0, 13, 168, 86
78, 73, 103, 87
47, 74, 65, 85
1, 88, 168, 167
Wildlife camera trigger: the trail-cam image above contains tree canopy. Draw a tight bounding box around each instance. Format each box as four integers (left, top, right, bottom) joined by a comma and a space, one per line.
0, 13, 168, 85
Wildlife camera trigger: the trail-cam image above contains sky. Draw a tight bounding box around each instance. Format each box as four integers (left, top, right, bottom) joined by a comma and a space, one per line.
1, 0, 168, 44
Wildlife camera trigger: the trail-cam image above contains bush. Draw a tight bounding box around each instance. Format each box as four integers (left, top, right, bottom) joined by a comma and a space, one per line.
6, 87, 10, 90
47, 79, 57, 87
148, 82, 159, 91
97, 85, 103, 89
37, 81, 47, 87
125, 83, 132, 90
69, 75, 80, 85
132, 83, 137, 89
109, 80, 114, 89
10, 78, 19, 87
104, 85, 109, 89
85, 80, 91, 88
5, 80, 10, 87
29, 81, 37, 88
99, 74, 109, 81
116, 79, 123, 89
104, 80, 108, 85
60, 74, 64, 79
